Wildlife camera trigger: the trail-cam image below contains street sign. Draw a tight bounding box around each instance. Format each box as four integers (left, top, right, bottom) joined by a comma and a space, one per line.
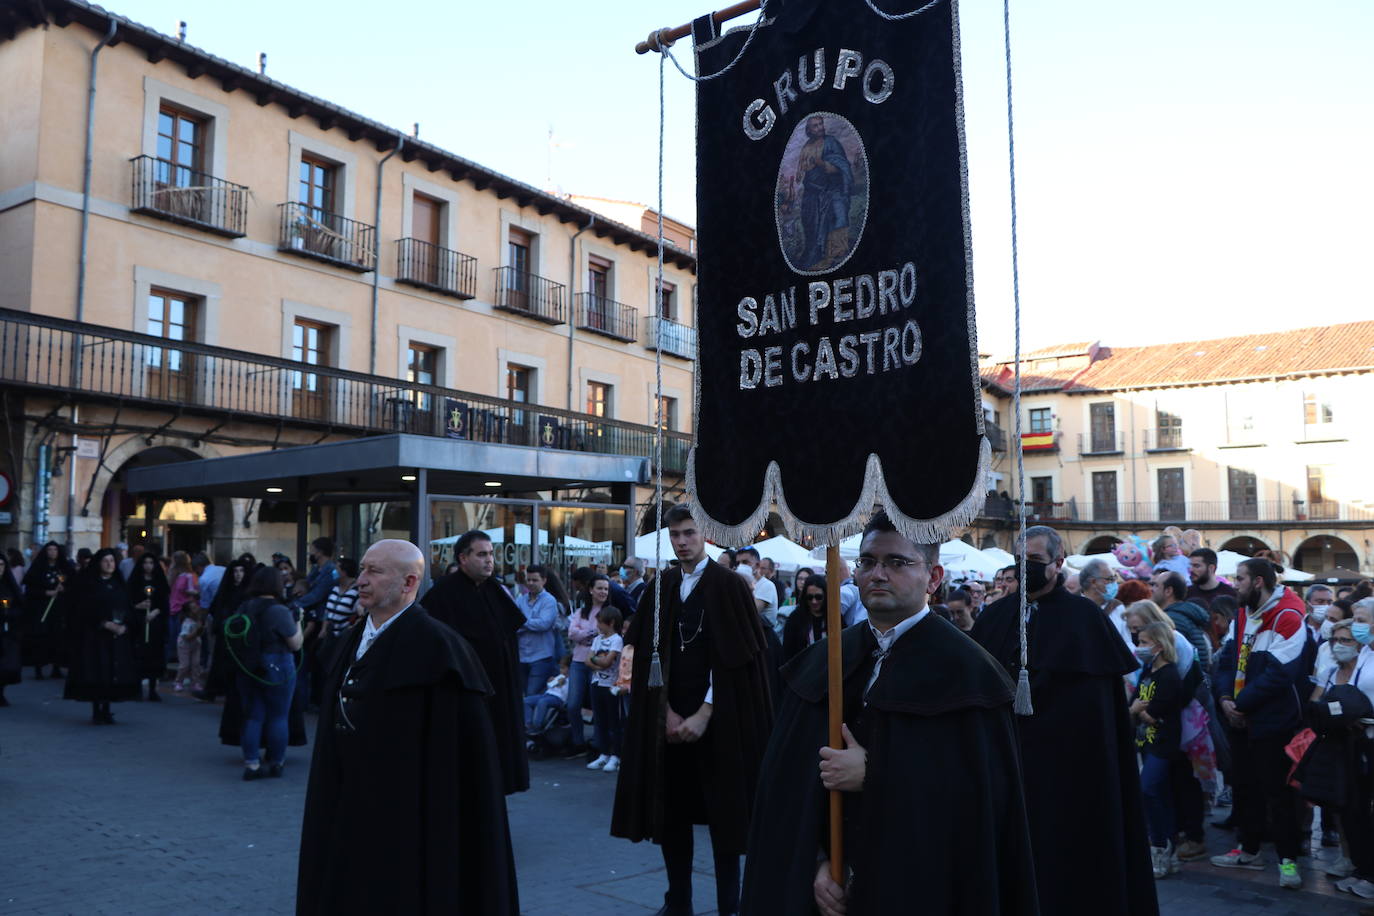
76, 438, 100, 460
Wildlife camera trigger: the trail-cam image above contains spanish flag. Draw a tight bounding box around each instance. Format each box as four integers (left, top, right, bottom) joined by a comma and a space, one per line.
1021, 431, 1055, 451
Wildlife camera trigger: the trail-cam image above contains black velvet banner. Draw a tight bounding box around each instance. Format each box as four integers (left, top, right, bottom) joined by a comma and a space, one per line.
688, 0, 989, 545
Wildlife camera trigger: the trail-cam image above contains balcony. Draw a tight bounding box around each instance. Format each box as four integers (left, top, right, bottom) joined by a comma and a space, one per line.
999, 499, 1374, 525
645, 316, 696, 360
277, 202, 376, 272
493, 267, 566, 324
1144, 427, 1188, 452
130, 155, 248, 238
1078, 432, 1124, 457
0, 308, 691, 474
984, 419, 1007, 451
395, 238, 476, 299
575, 294, 638, 343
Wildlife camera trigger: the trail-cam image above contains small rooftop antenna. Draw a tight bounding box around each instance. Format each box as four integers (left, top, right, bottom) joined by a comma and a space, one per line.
177, 20, 186, 41
412, 122, 420, 138
258, 52, 267, 75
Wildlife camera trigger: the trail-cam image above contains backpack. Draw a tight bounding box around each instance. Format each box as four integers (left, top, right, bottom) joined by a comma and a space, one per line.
223, 596, 278, 681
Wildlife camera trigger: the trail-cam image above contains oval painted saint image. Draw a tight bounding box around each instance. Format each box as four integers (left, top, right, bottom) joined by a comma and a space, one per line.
775, 112, 870, 276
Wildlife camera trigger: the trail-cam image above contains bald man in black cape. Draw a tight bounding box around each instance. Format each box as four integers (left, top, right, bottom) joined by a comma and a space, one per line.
298, 539, 516, 915
741, 513, 1038, 915
420, 529, 528, 794
972, 525, 1157, 916
612, 505, 773, 916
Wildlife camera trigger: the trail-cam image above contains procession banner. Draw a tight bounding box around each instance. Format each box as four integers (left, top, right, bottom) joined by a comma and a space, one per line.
688, 0, 989, 545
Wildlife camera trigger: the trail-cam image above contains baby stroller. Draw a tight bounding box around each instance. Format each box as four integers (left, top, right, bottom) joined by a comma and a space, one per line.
526, 702, 574, 759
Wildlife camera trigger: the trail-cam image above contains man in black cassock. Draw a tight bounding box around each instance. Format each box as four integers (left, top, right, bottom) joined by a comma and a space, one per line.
612, 504, 773, 916
419, 529, 528, 794
297, 540, 517, 916
741, 513, 1039, 915
972, 525, 1157, 916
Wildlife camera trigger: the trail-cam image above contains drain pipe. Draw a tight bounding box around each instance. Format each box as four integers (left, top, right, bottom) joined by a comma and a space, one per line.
370, 135, 404, 375
76, 18, 118, 326
566, 214, 594, 409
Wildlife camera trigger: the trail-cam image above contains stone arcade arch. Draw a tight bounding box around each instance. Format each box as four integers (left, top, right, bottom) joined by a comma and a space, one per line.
1293, 534, 1362, 576
1220, 535, 1272, 558
95, 436, 237, 557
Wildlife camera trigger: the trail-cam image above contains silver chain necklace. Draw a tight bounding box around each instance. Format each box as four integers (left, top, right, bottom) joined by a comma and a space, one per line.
678, 608, 705, 651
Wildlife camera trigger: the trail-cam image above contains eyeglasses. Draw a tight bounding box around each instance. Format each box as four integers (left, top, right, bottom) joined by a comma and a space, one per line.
806, 594, 825, 602
853, 556, 924, 574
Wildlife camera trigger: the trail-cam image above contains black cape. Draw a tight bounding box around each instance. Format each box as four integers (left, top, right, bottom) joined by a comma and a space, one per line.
0, 572, 23, 684
972, 585, 1158, 916
21, 548, 72, 668
126, 562, 171, 680
742, 615, 1039, 915
297, 606, 517, 916
63, 571, 141, 703
420, 571, 529, 794
611, 559, 773, 853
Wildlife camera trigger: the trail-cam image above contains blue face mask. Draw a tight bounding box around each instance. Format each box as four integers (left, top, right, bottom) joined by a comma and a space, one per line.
1104, 582, 1119, 601
1354, 622, 1374, 646
1133, 645, 1155, 666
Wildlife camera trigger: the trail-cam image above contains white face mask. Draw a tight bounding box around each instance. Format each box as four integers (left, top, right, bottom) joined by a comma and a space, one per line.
1311, 604, 1331, 622
1320, 619, 1335, 640
1332, 644, 1360, 665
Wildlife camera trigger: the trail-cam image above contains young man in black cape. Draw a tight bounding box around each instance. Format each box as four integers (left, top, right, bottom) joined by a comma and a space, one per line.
419, 529, 529, 794
971, 525, 1157, 916
741, 513, 1039, 916
297, 539, 517, 916
611, 504, 773, 916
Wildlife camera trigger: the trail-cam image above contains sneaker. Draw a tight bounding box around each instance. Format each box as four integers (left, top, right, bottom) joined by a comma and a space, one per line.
1176, 839, 1208, 861
586, 754, 610, 770
1151, 846, 1170, 880
1351, 879, 1374, 900
1278, 859, 1302, 889
602, 755, 620, 773
1337, 876, 1361, 893
174, 682, 184, 692
1214, 786, 1233, 808
1327, 856, 1357, 878
1211, 849, 1265, 870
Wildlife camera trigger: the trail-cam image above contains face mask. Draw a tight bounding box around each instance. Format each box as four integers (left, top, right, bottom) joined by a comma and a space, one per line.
1310, 604, 1330, 622
1023, 560, 1052, 593
1104, 582, 1119, 601
1332, 644, 1361, 665
1133, 646, 1155, 666
1354, 622, 1373, 646
1321, 620, 1335, 640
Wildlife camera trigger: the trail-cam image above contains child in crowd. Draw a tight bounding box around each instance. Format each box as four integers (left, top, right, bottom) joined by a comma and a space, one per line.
175, 603, 206, 692
1151, 535, 1191, 578
585, 606, 624, 773
525, 656, 571, 735
1130, 621, 1186, 879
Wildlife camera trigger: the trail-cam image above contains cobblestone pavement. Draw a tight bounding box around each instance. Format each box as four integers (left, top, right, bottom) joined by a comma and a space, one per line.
0, 675, 1368, 914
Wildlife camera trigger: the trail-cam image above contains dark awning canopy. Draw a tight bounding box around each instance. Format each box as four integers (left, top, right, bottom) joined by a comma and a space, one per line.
125, 434, 650, 500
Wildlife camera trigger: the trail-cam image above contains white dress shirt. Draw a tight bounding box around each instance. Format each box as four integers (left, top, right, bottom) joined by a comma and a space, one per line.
866, 607, 929, 694
355, 603, 411, 660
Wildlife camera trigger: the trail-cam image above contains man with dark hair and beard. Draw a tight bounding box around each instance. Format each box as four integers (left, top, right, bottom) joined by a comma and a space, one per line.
1209, 557, 1311, 889
298, 539, 516, 915
972, 525, 1157, 915
612, 504, 773, 916
742, 513, 1037, 915
420, 529, 528, 794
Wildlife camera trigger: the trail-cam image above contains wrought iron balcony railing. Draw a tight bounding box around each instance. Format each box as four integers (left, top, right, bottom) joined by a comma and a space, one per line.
575, 294, 638, 342
0, 308, 690, 474
644, 316, 696, 360
985, 420, 1007, 452
278, 202, 376, 272
1078, 431, 1125, 456
1143, 427, 1188, 451
130, 155, 248, 238
493, 267, 566, 324
395, 238, 477, 299
1013, 499, 1374, 524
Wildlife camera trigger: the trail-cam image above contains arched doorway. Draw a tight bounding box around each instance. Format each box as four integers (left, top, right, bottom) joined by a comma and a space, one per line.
106, 447, 209, 556
1221, 536, 1270, 557
1294, 535, 1361, 575
1081, 535, 1123, 556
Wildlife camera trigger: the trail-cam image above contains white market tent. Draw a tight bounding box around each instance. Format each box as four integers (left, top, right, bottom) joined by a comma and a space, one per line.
750, 535, 821, 573
983, 546, 1015, 568
1216, 549, 1312, 581
1065, 552, 1128, 572
633, 527, 726, 568
806, 535, 1002, 579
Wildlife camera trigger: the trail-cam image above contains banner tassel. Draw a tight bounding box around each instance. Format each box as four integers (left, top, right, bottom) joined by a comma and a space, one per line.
1013, 667, 1033, 716
647, 651, 664, 688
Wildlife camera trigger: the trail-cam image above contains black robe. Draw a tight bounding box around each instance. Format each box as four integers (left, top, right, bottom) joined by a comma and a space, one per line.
21, 550, 72, 668
0, 573, 23, 685
297, 606, 517, 916
972, 584, 1157, 916
63, 572, 141, 703
742, 615, 1039, 915
781, 606, 826, 664
611, 559, 773, 853
420, 571, 528, 794
126, 564, 171, 680
205, 574, 250, 698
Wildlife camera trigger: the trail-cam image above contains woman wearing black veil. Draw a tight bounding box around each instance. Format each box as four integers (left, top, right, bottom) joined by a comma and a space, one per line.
21, 542, 73, 679
202, 560, 250, 701
0, 552, 24, 705
126, 552, 171, 702
64, 548, 140, 723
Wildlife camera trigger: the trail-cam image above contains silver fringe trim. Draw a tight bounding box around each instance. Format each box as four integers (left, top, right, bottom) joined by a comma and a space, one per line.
686, 437, 992, 547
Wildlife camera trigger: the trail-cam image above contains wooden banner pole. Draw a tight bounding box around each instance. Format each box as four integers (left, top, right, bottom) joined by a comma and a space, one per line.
634, 0, 762, 54
824, 544, 845, 883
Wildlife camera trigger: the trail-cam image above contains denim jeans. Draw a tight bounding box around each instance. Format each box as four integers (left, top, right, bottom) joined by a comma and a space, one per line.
1140, 753, 1176, 847
238, 651, 296, 765
524, 693, 565, 730
519, 656, 558, 699
591, 683, 622, 756
565, 661, 592, 746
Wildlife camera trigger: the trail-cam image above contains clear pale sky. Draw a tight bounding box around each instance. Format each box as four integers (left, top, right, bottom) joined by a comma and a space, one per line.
106, 0, 1372, 355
